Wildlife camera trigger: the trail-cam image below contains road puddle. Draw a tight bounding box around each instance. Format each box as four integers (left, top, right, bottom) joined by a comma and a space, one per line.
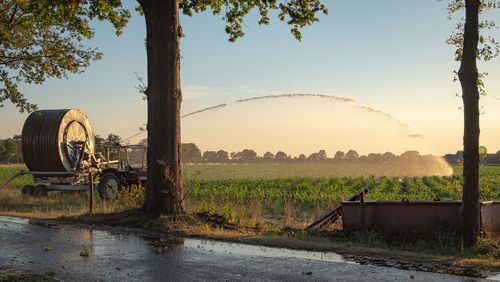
0, 216, 490, 281
0, 215, 29, 225
0, 216, 30, 232
488, 273, 500, 281
184, 238, 356, 263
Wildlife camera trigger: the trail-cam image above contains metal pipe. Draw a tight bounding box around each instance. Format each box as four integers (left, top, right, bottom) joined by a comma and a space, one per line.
29, 172, 75, 176
0, 171, 27, 190
89, 172, 93, 214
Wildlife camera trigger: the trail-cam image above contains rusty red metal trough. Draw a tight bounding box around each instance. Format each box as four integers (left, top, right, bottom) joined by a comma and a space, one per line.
481, 201, 500, 236
342, 200, 500, 236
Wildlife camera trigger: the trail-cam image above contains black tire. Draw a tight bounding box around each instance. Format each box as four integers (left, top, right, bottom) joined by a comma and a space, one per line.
21, 185, 34, 196
98, 172, 122, 201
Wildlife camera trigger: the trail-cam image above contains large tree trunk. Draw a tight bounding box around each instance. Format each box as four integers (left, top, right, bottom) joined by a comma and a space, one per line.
138, 0, 184, 215
460, 0, 480, 247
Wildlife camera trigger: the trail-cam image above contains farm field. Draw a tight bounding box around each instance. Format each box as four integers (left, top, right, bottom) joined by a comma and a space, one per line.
183, 164, 500, 227
0, 163, 499, 228
182, 162, 453, 179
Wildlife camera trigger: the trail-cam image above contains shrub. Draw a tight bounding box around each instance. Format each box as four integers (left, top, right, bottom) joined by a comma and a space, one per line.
113, 186, 145, 212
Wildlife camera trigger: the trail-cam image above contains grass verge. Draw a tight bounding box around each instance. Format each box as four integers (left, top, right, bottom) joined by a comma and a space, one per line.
0, 269, 55, 282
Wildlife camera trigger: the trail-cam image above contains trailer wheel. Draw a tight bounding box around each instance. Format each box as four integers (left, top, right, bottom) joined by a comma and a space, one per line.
98, 172, 122, 201
22, 185, 34, 196
34, 185, 48, 198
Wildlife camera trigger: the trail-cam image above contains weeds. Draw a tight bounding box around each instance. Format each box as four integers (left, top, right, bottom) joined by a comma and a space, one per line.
196, 201, 216, 216
113, 186, 145, 212
222, 204, 237, 224
0, 270, 55, 282
283, 202, 295, 227
79, 247, 90, 257
43, 244, 53, 252
0, 164, 499, 231
347, 229, 500, 260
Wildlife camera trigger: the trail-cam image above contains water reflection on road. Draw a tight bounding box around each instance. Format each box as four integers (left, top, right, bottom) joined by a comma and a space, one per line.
0, 216, 482, 281
184, 238, 354, 264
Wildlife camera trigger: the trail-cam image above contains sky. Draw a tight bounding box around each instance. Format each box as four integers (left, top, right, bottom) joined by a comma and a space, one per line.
1, 0, 499, 156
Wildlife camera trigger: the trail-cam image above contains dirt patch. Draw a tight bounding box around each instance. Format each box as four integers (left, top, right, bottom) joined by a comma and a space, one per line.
0, 268, 55, 282
0, 164, 24, 168
342, 254, 493, 278
196, 211, 237, 229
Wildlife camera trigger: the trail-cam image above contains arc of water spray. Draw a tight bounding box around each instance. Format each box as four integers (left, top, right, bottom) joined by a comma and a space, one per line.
126, 94, 352, 140
180, 94, 355, 118
124, 103, 228, 141
235, 93, 356, 103
181, 103, 227, 118
357, 106, 424, 139
182, 93, 424, 138
357, 106, 410, 129
407, 134, 424, 139
125, 93, 424, 140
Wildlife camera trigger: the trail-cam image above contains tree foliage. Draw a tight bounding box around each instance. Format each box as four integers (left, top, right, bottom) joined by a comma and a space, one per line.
202, 150, 217, 162
479, 145, 488, 159
0, 135, 22, 163
334, 151, 345, 160
179, 0, 328, 42
0, 0, 130, 112
216, 150, 229, 162
232, 149, 258, 162
445, 0, 500, 97
94, 134, 106, 152
1, 0, 327, 112
345, 149, 359, 160
263, 151, 275, 160
182, 143, 202, 163
275, 150, 289, 161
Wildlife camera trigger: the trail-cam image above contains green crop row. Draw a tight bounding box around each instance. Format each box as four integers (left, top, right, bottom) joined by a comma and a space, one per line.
184, 175, 496, 210
1, 164, 499, 214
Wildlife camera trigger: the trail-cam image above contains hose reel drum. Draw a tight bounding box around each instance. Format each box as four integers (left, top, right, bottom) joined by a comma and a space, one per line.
22, 109, 96, 177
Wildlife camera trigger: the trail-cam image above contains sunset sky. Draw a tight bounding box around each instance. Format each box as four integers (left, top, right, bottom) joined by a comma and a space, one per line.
1, 0, 499, 156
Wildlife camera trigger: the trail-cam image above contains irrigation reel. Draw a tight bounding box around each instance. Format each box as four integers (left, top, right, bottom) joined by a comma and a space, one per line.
19, 109, 103, 196
0, 108, 149, 201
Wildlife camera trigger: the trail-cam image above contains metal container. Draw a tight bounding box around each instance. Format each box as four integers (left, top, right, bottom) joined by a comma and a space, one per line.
342, 201, 461, 235
481, 201, 500, 237
342, 200, 500, 236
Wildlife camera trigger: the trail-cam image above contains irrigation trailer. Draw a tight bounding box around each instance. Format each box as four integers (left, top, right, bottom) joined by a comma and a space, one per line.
16, 109, 147, 200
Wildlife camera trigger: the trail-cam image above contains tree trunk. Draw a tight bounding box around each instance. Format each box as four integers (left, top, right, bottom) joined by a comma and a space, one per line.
138, 0, 184, 215
459, 0, 480, 247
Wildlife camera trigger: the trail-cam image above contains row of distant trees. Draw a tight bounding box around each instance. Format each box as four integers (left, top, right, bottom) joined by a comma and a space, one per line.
0, 135, 22, 163
181, 144, 446, 164
3, 133, 500, 165
444, 149, 500, 165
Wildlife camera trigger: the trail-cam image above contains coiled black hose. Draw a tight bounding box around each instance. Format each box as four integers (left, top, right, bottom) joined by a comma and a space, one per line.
21, 109, 94, 174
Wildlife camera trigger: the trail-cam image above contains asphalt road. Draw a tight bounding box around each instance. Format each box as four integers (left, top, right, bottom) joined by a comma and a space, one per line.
0, 216, 488, 281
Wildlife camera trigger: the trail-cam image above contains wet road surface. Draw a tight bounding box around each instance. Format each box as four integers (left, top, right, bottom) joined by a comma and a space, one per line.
0, 216, 488, 281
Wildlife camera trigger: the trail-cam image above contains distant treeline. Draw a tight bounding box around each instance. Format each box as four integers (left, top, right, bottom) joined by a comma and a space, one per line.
181, 143, 446, 164
2, 133, 500, 165
0, 135, 22, 164
444, 150, 500, 165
